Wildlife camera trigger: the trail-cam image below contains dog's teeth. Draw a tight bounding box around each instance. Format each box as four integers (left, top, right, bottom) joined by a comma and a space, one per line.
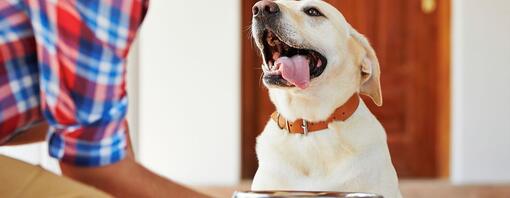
267, 36, 274, 46
272, 52, 281, 60
268, 40, 276, 47
274, 62, 281, 70
270, 40, 280, 48
268, 40, 274, 46
269, 61, 275, 70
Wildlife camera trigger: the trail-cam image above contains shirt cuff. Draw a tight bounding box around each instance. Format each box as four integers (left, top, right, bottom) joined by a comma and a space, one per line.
47, 126, 127, 167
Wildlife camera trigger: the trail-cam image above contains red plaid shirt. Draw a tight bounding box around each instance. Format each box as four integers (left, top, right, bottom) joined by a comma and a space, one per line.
0, 0, 148, 166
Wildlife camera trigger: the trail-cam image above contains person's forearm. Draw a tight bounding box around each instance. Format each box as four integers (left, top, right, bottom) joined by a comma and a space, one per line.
60, 154, 209, 198
4, 122, 48, 146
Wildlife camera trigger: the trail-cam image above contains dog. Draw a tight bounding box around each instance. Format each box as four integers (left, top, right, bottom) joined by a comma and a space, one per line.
250, 0, 402, 197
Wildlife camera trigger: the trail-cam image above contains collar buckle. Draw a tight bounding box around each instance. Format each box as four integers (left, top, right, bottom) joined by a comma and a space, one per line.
301, 120, 309, 135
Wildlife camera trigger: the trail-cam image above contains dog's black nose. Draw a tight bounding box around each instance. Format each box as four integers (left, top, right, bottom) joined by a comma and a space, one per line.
253, 0, 280, 18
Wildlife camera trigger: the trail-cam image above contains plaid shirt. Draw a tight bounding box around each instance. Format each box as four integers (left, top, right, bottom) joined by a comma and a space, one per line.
0, 0, 148, 167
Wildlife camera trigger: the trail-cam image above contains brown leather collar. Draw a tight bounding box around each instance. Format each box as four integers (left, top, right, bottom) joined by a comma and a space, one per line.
271, 94, 360, 135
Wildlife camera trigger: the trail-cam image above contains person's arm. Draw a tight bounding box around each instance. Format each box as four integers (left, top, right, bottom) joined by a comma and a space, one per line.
60, 152, 208, 197
4, 122, 48, 146
59, 125, 208, 197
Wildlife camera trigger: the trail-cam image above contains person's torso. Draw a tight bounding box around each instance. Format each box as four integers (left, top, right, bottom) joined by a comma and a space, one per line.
0, 1, 44, 144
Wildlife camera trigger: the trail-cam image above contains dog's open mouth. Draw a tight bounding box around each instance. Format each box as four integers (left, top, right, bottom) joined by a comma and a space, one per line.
261, 30, 327, 89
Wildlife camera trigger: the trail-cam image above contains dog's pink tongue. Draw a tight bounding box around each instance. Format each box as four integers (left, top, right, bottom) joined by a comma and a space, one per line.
275, 55, 310, 89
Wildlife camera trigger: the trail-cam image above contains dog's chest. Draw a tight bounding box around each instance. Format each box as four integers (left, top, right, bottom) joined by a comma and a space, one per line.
253, 106, 401, 197
255, 122, 381, 191
257, 120, 375, 176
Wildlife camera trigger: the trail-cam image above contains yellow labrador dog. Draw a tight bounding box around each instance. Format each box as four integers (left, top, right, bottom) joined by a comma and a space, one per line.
250, 0, 402, 197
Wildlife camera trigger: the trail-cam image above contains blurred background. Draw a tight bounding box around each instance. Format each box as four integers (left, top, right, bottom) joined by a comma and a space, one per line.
1, 0, 509, 197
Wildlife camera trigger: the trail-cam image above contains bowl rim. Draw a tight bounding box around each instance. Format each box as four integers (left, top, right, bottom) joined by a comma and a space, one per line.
232, 191, 383, 198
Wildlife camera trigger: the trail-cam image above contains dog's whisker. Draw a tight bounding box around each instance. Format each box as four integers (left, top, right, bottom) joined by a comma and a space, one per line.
244, 25, 252, 32
244, 25, 265, 59
258, 73, 265, 88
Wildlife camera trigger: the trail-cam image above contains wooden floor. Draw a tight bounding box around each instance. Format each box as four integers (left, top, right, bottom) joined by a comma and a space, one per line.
194, 180, 510, 198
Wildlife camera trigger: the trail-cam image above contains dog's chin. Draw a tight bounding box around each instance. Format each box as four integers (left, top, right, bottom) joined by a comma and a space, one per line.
262, 73, 293, 89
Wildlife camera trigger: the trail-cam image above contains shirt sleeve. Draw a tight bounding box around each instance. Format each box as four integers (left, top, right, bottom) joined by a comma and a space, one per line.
28, 0, 149, 166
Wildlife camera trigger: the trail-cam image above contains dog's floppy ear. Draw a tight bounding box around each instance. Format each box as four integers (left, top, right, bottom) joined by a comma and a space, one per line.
350, 28, 383, 106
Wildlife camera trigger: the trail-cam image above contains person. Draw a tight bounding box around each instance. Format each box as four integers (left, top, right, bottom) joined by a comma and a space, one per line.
0, 0, 207, 197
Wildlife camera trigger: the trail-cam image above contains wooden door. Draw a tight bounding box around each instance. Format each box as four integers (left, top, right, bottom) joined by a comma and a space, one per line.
241, 0, 450, 178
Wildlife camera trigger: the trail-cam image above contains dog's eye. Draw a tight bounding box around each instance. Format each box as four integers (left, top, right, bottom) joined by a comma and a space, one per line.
304, 7, 323, 17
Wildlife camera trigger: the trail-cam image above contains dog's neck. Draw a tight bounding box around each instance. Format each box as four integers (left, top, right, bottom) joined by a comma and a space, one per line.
268, 87, 359, 122
270, 94, 360, 134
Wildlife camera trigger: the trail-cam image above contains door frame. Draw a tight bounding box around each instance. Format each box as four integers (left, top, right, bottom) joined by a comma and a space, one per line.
436, 0, 451, 178
240, 0, 451, 179
240, 0, 261, 179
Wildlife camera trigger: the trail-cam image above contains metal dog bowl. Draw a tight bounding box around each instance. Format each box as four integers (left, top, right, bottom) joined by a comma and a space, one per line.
233, 191, 383, 198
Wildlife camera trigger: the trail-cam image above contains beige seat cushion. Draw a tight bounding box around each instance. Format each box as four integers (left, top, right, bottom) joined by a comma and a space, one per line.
0, 155, 111, 198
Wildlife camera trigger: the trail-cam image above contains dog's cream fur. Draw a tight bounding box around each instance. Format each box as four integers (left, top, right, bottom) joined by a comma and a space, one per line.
251, 1, 402, 197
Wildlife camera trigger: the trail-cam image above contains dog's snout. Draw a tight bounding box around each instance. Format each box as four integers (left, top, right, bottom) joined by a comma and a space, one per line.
252, 0, 280, 18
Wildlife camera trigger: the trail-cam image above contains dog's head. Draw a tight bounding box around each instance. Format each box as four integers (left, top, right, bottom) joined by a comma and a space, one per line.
252, 0, 382, 117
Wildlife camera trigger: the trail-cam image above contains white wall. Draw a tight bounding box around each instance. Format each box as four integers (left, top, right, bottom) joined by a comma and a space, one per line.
0, 143, 60, 174
127, 39, 140, 156
451, 0, 510, 184
138, 0, 240, 185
